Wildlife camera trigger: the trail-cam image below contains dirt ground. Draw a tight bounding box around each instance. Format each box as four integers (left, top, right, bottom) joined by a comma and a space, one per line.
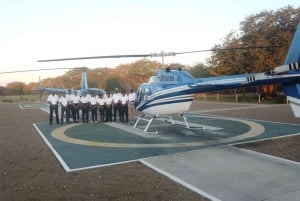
1, 101, 300, 201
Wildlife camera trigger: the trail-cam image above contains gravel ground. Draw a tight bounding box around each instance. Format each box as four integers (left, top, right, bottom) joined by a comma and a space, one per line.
0, 103, 208, 201
1, 101, 300, 201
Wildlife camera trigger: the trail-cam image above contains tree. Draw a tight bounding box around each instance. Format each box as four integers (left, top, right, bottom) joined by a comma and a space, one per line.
6, 82, 26, 95
105, 76, 123, 91
207, 6, 300, 97
117, 59, 162, 90
0, 86, 7, 96
208, 6, 300, 75
188, 63, 211, 78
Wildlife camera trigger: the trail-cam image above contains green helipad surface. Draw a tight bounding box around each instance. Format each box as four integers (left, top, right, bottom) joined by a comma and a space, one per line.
34, 114, 300, 172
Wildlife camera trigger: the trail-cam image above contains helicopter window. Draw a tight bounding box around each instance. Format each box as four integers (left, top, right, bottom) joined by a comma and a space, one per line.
160, 75, 175, 82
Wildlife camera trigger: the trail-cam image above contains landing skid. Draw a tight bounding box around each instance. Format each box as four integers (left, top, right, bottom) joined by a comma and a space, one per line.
165, 113, 206, 129
133, 113, 205, 133
133, 114, 158, 133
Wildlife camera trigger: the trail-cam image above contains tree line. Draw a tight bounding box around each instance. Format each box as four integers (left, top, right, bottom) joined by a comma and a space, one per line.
1, 5, 299, 96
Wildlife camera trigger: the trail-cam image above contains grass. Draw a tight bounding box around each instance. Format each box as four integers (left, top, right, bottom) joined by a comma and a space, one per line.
0, 95, 47, 103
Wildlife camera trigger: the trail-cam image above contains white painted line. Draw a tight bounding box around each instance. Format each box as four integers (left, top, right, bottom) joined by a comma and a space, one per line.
230, 132, 300, 147
230, 145, 300, 167
140, 159, 222, 201
68, 159, 139, 172
33, 123, 71, 172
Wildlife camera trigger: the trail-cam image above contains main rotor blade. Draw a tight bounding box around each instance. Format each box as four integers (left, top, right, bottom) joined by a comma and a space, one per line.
175, 45, 282, 55
0, 67, 76, 74
38, 54, 152, 62
37, 45, 282, 62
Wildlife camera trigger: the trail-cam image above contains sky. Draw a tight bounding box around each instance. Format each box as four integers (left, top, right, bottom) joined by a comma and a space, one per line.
0, 0, 299, 86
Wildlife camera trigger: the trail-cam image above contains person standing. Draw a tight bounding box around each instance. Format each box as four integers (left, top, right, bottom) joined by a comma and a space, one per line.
80, 92, 89, 123
97, 93, 105, 122
71, 91, 80, 123
120, 89, 129, 123
47, 91, 59, 125
105, 91, 113, 122
59, 93, 68, 124
128, 88, 137, 123
65, 89, 73, 123
112, 88, 121, 122
89, 93, 98, 123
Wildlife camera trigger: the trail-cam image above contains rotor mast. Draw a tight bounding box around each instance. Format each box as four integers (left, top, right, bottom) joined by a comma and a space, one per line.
151, 51, 176, 68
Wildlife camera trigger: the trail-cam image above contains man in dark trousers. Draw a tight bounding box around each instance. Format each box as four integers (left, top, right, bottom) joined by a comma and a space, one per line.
47, 91, 59, 125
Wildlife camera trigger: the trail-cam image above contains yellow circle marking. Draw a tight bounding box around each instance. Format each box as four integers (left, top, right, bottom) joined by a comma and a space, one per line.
51, 117, 265, 148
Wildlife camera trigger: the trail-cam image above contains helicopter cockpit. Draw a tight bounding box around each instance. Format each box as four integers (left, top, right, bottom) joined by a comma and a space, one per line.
135, 68, 196, 107
136, 83, 152, 105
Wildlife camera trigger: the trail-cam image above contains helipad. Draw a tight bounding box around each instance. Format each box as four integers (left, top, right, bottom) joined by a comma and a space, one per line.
34, 113, 300, 172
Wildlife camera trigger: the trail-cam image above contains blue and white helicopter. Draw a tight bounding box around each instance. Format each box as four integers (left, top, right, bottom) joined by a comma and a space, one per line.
37, 23, 300, 132
39, 67, 106, 96
0, 66, 106, 96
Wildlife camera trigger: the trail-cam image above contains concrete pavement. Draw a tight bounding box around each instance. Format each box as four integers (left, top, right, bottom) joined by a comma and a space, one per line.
142, 145, 300, 201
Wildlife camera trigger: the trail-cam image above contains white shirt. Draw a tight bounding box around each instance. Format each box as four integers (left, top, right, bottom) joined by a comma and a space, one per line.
89, 96, 97, 105
66, 93, 73, 105
112, 93, 121, 104
80, 96, 89, 104
96, 97, 105, 106
59, 96, 68, 107
72, 94, 80, 104
121, 94, 129, 105
86, 93, 91, 100
105, 96, 113, 105
128, 92, 136, 102
47, 94, 59, 105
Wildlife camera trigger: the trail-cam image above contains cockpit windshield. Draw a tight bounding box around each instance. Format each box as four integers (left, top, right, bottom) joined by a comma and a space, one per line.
136, 84, 152, 103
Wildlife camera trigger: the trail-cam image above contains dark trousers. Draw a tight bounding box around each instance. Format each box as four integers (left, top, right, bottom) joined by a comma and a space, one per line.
81, 104, 89, 123
90, 105, 97, 123
106, 105, 112, 122
61, 105, 67, 123
99, 106, 105, 122
49, 104, 59, 124
113, 103, 121, 121
71, 104, 80, 122
66, 105, 72, 123
120, 104, 128, 123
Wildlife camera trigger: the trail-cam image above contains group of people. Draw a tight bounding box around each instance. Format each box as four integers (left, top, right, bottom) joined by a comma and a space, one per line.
47, 88, 137, 125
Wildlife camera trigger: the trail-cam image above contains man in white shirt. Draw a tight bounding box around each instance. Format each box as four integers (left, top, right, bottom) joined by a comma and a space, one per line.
105, 91, 113, 122
71, 91, 80, 123
128, 88, 137, 123
112, 88, 121, 122
59, 93, 68, 124
47, 91, 59, 125
89, 93, 98, 123
65, 89, 73, 123
97, 93, 105, 122
80, 92, 89, 123
120, 90, 129, 123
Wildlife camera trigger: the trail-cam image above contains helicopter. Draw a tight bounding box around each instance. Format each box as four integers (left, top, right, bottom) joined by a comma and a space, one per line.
38, 67, 106, 96
0, 67, 106, 97
36, 23, 300, 132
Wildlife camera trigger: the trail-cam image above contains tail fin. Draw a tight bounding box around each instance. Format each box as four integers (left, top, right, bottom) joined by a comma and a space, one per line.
38, 76, 44, 95
81, 67, 89, 90
282, 23, 300, 117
